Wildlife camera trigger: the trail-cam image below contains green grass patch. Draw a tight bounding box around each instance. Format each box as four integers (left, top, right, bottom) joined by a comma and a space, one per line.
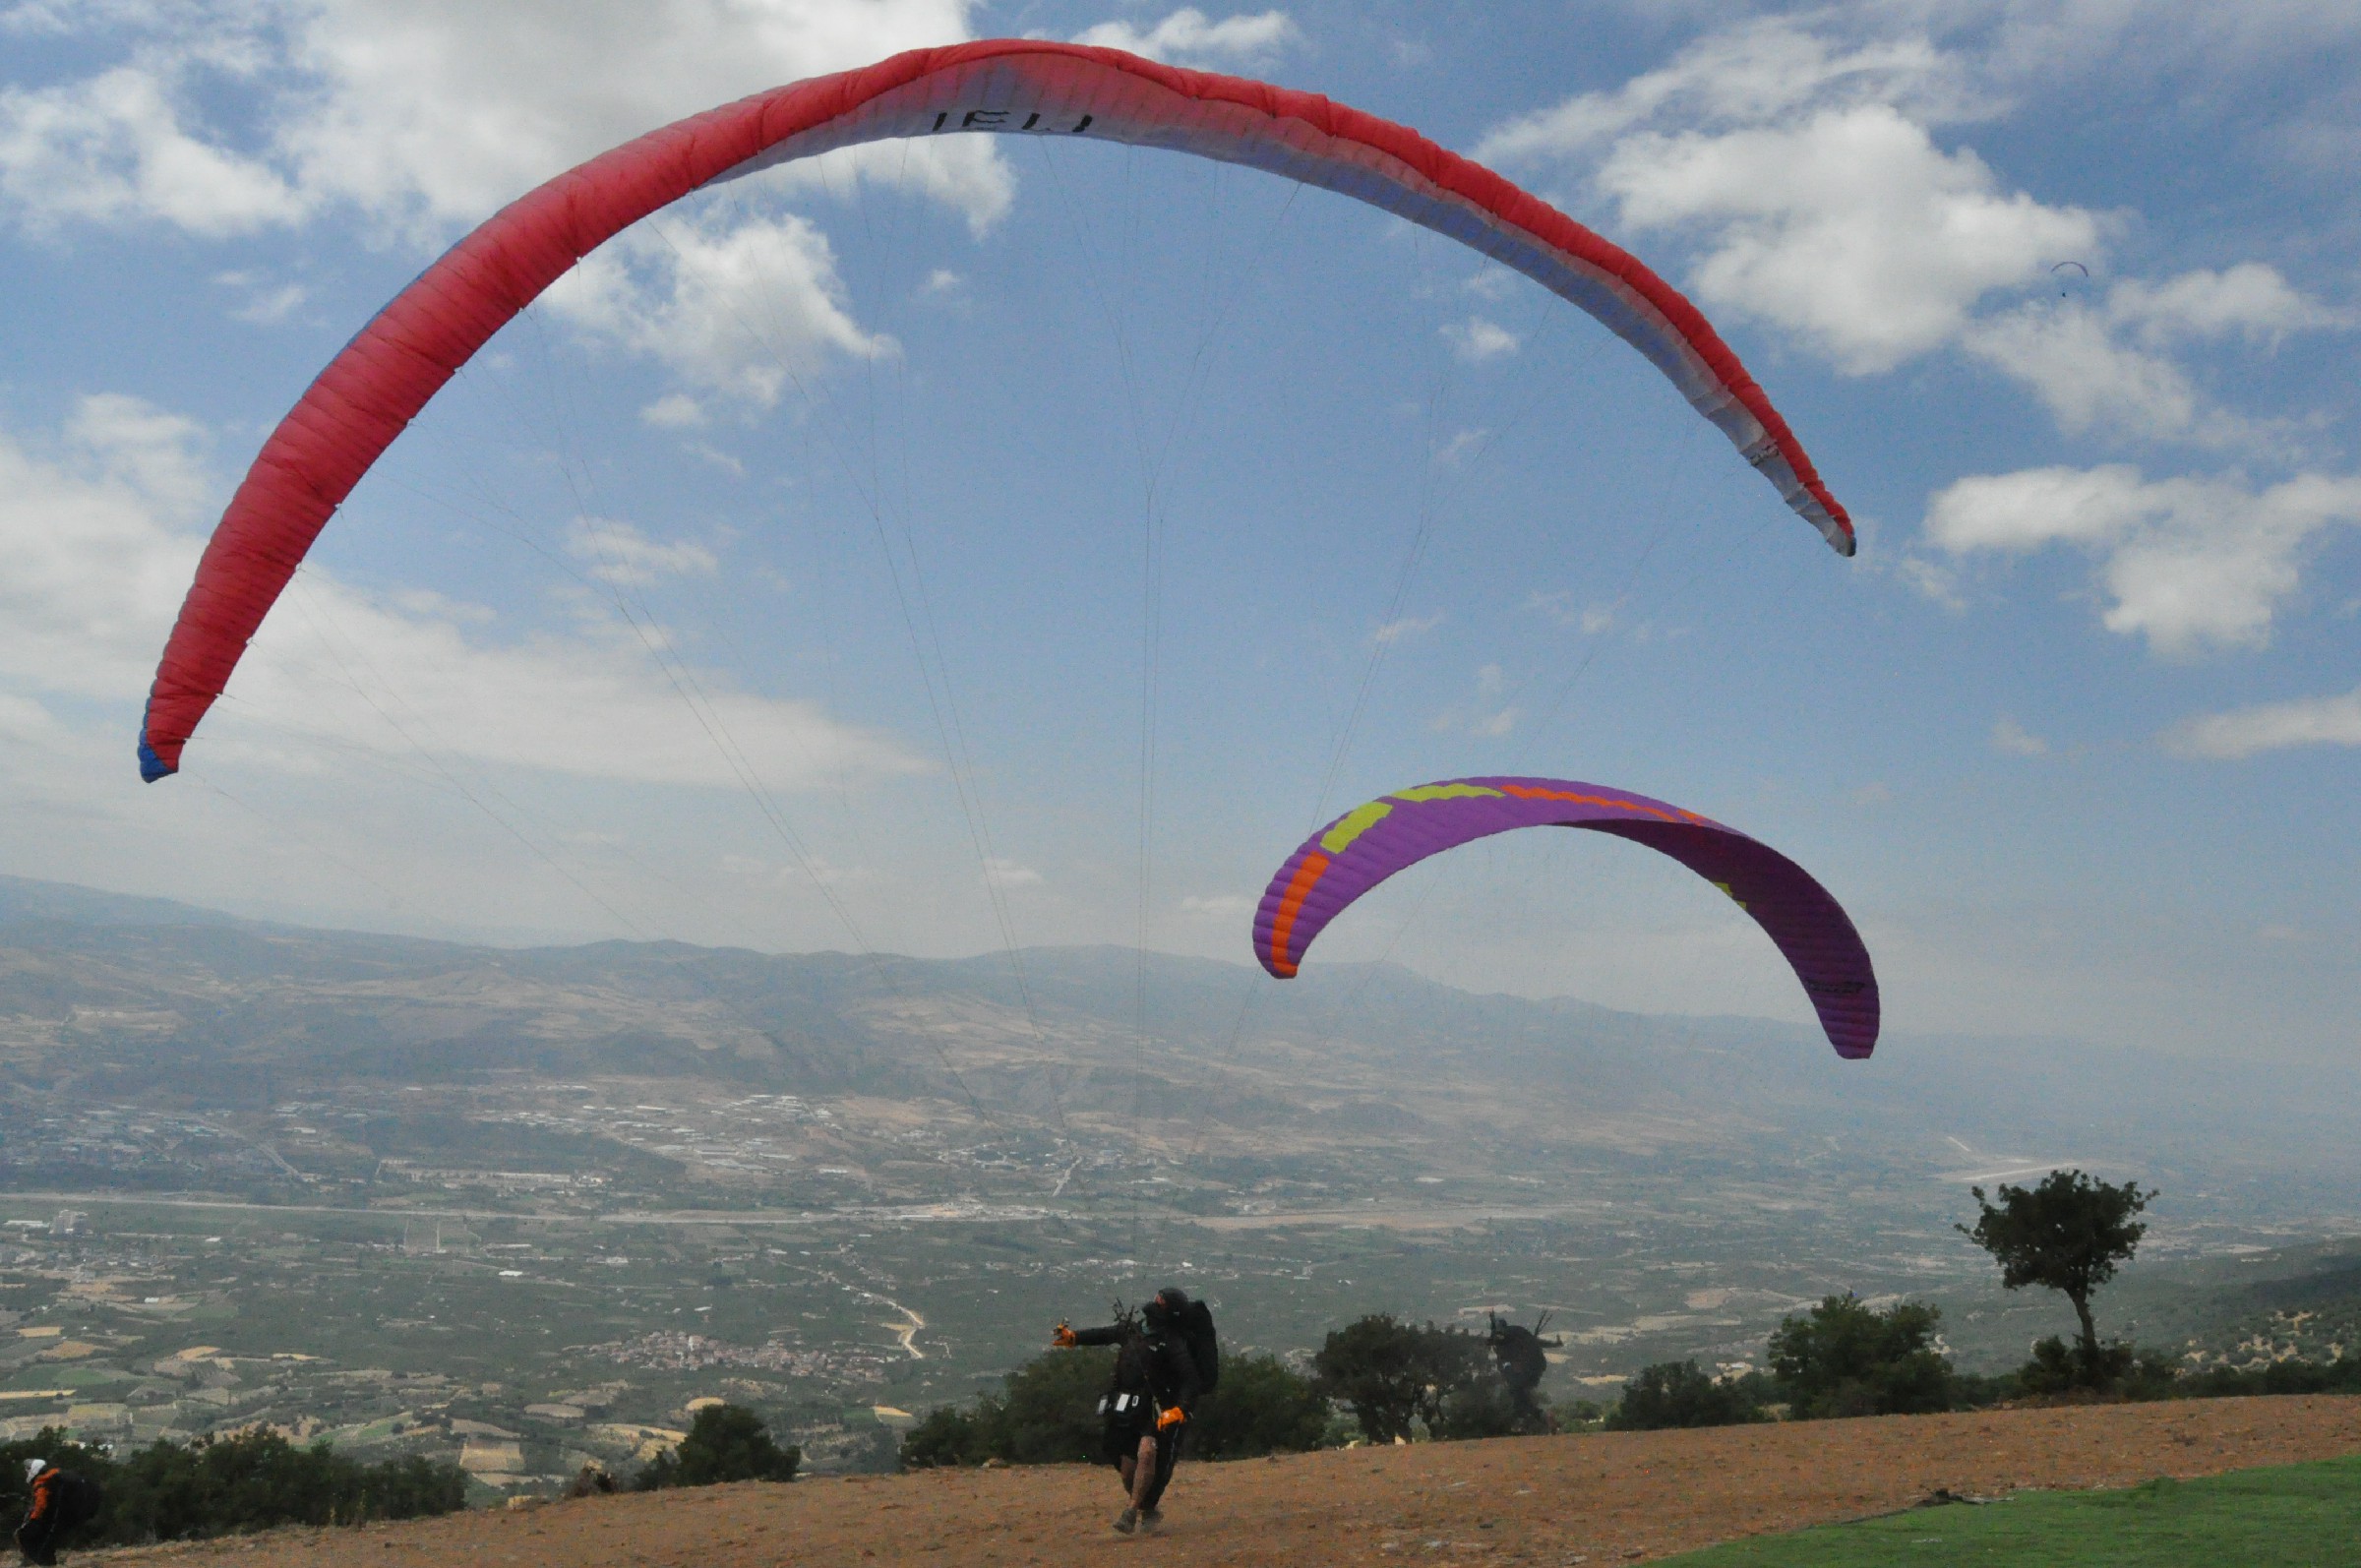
4, 1364, 131, 1391
1657, 1455, 2361, 1567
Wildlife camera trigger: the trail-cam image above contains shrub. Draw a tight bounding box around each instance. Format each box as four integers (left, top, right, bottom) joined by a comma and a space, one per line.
1311, 1315, 1487, 1444
1187, 1353, 1327, 1460
2175, 1356, 2361, 1399
899, 1344, 1332, 1469
898, 1404, 991, 1470
1431, 1375, 1528, 1441
0, 1427, 465, 1545
1950, 1368, 2020, 1409
993, 1346, 1115, 1465
898, 1347, 1114, 1470
1767, 1295, 1956, 1418
635, 1405, 799, 1489
1604, 1361, 1769, 1430
2016, 1335, 2137, 1398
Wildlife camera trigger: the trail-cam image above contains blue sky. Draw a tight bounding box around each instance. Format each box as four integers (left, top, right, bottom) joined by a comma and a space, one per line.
0, 1, 2354, 1061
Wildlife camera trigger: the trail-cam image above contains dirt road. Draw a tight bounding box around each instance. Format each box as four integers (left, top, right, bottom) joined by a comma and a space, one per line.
92, 1396, 2361, 1567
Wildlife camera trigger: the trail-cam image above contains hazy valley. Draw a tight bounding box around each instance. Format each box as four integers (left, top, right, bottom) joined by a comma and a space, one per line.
4, 873, 2357, 1490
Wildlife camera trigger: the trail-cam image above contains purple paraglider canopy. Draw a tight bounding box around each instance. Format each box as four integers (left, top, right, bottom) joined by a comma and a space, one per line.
1253, 777, 1878, 1059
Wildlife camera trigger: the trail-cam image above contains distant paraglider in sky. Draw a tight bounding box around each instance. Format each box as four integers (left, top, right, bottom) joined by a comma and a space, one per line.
139, 38, 1857, 784
2051, 260, 2091, 297
1252, 777, 1880, 1058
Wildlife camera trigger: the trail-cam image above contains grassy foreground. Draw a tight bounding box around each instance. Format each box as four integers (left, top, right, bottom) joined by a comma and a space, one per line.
1657, 1453, 2361, 1566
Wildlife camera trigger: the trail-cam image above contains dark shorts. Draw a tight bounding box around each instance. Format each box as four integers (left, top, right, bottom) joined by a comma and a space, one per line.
1099, 1392, 1156, 1465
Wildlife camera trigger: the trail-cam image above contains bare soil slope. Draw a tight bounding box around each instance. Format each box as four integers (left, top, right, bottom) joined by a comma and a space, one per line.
96, 1396, 2361, 1568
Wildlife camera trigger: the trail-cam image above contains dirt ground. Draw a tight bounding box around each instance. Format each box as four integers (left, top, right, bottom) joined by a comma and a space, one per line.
90, 1396, 2361, 1568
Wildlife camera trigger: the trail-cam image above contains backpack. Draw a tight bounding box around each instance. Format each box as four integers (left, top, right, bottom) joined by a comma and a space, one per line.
55, 1473, 103, 1531
1177, 1299, 1220, 1392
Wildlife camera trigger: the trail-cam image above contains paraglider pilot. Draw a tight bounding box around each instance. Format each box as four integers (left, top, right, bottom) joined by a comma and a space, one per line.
1485, 1311, 1563, 1433
1054, 1288, 1207, 1535
16, 1458, 102, 1567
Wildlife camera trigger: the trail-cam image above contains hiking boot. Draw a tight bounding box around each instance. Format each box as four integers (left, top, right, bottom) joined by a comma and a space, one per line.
1114, 1507, 1139, 1535
1140, 1509, 1164, 1534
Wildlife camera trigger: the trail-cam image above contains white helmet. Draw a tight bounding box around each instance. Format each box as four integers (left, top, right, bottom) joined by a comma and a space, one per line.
22, 1458, 45, 1483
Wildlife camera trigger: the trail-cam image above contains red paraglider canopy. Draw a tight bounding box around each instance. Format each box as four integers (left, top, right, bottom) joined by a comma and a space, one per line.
140, 39, 1853, 782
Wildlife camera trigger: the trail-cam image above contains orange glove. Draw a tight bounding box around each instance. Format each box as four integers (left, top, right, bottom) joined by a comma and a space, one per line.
1052, 1323, 1077, 1348
1157, 1406, 1187, 1430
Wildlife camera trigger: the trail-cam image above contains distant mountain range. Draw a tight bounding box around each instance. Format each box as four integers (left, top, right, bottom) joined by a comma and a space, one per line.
2, 872, 2356, 1214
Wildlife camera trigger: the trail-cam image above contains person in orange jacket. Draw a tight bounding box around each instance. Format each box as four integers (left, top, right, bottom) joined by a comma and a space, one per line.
16, 1459, 102, 1566
1054, 1290, 1203, 1535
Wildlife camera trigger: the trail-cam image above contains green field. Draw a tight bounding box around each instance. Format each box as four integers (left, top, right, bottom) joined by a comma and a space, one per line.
1659, 1456, 2361, 1567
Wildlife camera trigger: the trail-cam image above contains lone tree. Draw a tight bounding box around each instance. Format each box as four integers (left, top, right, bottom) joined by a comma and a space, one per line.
1959, 1169, 2155, 1384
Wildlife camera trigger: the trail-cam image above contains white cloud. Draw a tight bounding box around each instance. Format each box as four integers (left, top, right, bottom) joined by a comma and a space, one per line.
0, 395, 925, 792
1469, 704, 1519, 739
65, 392, 215, 518
280, 0, 985, 231
639, 392, 706, 429
1073, 8, 1301, 67
1527, 590, 1618, 634
1925, 464, 2361, 655
0, 65, 306, 235
1469, 13, 2355, 423
1476, 18, 2103, 374
1370, 613, 1443, 645
1990, 715, 2049, 755
980, 857, 1042, 888
0, 396, 212, 702
1431, 429, 1487, 467
2104, 264, 2350, 346
1959, 265, 2348, 448
1960, 303, 2232, 447
1441, 317, 1520, 363
2164, 687, 2361, 759
1966, 0, 2361, 86
1595, 103, 2099, 374
545, 211, 892, 408
1890, 551, 1967, 612
1431, 662, 1518, 738
1, 5, 1006, 460
565, 518, 719, 588
1925, 463, 2148, 552
217, 274, 310, 326
1, 2, 1003, 237
228, 583, 925, 790
1476, 18, 1966, 164
1, 6, 73, 38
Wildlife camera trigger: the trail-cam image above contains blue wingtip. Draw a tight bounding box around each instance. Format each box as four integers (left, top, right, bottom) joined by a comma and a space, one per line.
138, 734, 173, 783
